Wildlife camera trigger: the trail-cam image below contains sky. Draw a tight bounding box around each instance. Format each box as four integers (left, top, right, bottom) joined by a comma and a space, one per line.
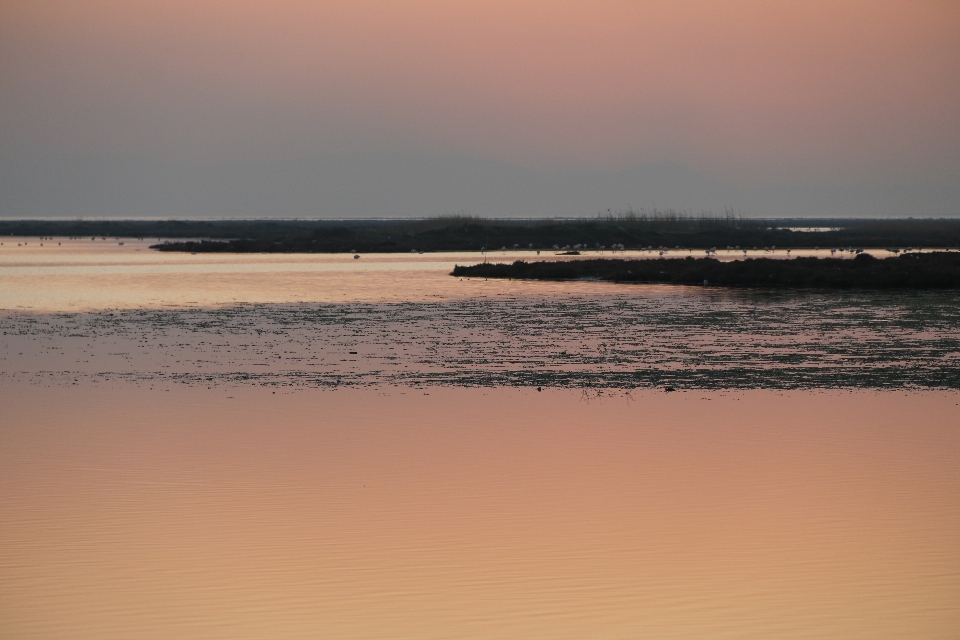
1, 0, 958, 218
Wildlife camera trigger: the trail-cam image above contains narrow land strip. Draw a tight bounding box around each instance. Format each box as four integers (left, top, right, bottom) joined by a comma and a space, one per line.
452, 253, 960, 288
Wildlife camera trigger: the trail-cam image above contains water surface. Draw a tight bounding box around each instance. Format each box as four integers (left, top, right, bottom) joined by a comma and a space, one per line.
1, 242, 958, 638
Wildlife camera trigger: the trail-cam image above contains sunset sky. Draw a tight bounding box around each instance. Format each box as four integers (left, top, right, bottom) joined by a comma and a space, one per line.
2, 0, 958, 217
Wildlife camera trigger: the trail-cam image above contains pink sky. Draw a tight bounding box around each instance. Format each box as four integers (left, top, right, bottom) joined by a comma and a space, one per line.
1, 1, 958, 197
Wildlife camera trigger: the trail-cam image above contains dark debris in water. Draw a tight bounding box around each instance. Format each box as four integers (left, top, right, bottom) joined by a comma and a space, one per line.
2, 289, 960, 390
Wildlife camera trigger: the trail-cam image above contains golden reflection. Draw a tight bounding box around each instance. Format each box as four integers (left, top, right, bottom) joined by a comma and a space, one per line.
1, 385, 957, 638
0, 238, 895, 311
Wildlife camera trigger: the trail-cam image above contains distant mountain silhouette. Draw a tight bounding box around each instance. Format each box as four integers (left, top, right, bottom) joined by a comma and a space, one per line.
1, 151, 956, 218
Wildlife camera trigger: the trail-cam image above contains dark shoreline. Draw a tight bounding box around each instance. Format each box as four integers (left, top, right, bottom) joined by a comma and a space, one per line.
451, 253, 960, 289
3, 216, 960, 253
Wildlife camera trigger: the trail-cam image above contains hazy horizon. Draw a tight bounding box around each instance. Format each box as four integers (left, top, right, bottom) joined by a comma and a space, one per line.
4, 151, 959, 220
2, 1, 958, 218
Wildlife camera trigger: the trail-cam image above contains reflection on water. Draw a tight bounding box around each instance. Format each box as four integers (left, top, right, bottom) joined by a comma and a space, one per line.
1, 386, 958, 639
1, 241, 958, 638
0, 238, 913, 311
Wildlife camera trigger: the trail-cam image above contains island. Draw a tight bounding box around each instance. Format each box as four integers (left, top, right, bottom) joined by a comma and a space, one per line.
451, 253, 960, 288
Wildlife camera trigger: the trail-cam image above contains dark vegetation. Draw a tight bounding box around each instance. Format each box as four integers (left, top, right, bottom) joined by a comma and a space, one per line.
3, 212, 960, 252
452, 252, 960, 289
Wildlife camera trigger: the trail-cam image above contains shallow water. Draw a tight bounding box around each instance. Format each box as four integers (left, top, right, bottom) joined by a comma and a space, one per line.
0, 238, 907, 311
2, 242, 959, 390
1, 242, 958, 638
2, 386, 958, 639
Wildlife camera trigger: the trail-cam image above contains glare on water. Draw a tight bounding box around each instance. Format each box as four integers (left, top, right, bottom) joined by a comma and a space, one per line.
0, 237, 901, 311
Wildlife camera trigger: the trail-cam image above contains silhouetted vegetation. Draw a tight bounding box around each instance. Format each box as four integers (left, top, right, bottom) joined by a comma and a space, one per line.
452, 252, 960, 289
2, 212, 960, 252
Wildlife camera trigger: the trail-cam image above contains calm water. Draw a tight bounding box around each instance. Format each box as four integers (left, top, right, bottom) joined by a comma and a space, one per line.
1, 241, 958, 638
0, 238, 910, 311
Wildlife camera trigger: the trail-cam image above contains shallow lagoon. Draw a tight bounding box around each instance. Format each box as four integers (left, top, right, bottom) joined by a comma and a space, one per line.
1, 243, 958, 638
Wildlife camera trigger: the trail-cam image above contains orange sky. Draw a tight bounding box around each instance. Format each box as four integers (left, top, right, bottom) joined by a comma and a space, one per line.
1, 0, 958, 191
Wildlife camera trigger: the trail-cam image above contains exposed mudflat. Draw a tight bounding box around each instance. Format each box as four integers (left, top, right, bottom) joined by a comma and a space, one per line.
4, 288, 959, 390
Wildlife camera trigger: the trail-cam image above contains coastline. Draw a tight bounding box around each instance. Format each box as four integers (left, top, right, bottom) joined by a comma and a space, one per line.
452, 253, 960, 289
